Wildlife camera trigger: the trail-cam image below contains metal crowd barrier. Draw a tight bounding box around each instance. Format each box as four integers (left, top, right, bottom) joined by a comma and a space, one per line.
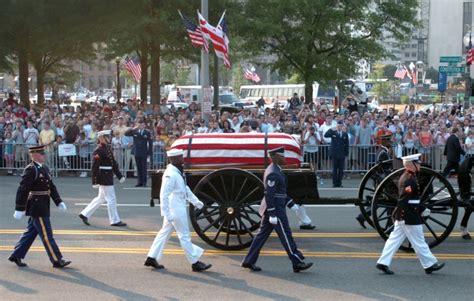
0, 142, 450, 177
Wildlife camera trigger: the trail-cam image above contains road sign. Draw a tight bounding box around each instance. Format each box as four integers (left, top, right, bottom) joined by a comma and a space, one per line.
438, 72, 447, 92
439, 66, 465, 73
440, 56, 463, 63
202, 87, 212, 114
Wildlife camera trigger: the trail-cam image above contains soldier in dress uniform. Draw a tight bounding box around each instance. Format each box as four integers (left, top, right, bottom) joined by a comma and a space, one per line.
376, 153, 445, 275
241, 146, 313, 272
79, 130, 127, 227
356, 133, 393, 228
144, 149, 212, 272
125, 119, 153, 187
8, 145, 71, 268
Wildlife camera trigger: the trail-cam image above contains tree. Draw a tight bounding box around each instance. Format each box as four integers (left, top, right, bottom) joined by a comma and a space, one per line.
425, 67, 439, 84
235, 0, 418, 103
370, 64, 391, 103
383, 64, 398, 80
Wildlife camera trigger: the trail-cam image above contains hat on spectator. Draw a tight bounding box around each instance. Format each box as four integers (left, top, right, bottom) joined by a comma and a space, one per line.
268, 146, 285, 157
337, 120, 344, 125
29, 145, 45, 154
393, 115, 400, 120
98, 130, 112, 137
402, 153, 421, 163
167, 149, 184, 157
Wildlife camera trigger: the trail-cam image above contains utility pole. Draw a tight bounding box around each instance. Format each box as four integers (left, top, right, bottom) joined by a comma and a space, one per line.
201, 0, 210, 121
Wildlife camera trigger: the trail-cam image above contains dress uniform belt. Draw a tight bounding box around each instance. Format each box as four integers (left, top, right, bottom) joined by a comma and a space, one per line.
99, 166, 112, 170
274, 193, 287, 198
29, 191, 50, 196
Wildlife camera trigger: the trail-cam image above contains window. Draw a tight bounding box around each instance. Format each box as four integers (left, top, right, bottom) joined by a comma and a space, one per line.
411, 52, 417, 57
404, 53, 410, 57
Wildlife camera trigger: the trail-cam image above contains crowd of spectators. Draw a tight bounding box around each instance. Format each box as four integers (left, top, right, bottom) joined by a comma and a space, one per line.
1, 91, 474, 176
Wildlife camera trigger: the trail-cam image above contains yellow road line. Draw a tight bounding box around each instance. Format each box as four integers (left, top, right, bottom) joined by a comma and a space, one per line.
0, 229, 465, 238
0, 246, 472, 260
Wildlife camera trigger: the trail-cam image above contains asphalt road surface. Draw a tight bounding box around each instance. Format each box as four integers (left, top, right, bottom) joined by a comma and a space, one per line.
0, 176, 472, 301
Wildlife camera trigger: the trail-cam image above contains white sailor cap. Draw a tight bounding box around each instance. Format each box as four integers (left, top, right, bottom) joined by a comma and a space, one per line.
166, 148, 184, 157
98, 130, 112, 137
401, 153, 421, 163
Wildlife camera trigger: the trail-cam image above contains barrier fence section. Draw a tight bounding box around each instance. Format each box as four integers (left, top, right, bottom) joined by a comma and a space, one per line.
0, 142, 448, 177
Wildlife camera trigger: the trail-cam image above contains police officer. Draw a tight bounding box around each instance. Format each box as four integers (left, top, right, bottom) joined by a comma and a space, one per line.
9, 145, 71, 268
79, 130, 126, 227
144, 149, 212, 272
324, 120, 349, 187
241, 146, 313, 272
125, 119, 153, 187
376, 153, 445, 275
356, 133, 393, 228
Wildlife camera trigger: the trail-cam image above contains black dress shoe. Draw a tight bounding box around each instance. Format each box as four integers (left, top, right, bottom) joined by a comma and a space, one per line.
111, 221, 127, 227
376, 263, 394, 275
462, 233, 472, 240
53, 259, 71, 268
8, 256, 27, 267
425, 262, 445, 274
293, 262, 313, 273
135, 184, 143, 187
144, 257, 164, 269
192, 261, 212, 272
356, 215, 367, 229
78, 214, 90, 226
241, 262, 262, 272
299, 224, 316, 230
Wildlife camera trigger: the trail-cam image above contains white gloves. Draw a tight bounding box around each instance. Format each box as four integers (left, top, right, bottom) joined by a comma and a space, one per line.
92, 184, 100, 189
119, 177, 126, 184
269, 216, 278, 225
422, 208, 431, 217
195, 201, 204, 210
58, 202, 67, 211
290, 203, 299, 212
13, 211, 25, 220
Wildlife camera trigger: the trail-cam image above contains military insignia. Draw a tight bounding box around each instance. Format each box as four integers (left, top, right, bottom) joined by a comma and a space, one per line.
404, 186, 412, 193
94, 154, 100, 160
267, 180, 275, 187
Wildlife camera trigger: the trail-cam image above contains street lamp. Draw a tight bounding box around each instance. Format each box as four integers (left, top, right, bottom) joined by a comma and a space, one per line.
115, 57, 122, 102
463, 32, 472, 109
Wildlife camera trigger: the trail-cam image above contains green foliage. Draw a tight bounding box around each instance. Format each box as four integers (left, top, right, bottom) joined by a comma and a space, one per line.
383, 64, 398, 80
400, 94, 410, 104
425, 67, 439, 83
370, 65, 391, 102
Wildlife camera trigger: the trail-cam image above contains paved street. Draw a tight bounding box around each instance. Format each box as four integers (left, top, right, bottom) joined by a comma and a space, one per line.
0, 176, 472, 300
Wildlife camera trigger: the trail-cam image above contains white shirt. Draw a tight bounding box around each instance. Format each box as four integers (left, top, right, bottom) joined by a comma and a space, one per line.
466, 136, 474, 155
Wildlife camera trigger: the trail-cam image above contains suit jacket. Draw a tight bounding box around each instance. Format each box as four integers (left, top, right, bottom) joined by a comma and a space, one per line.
92, 143, 123, 186
15, 162, 62, 217
125, 128, 153, 157
324, 129, 349, 159
444, 134, 465, 162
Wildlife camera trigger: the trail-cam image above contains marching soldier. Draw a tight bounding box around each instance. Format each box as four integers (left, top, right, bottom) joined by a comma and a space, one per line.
376, 153, 445, 275
8, 145, 71, 268
144, 149, 212, 272
242, 146, 313, 272
79, 130, 127, 227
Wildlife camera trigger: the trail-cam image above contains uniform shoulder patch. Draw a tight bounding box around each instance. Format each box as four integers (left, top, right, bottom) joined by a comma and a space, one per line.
94, 154, 100, 161
267, 180, 275, 187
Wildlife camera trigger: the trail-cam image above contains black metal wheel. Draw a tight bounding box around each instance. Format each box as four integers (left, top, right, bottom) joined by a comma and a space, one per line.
372, 166, 458, 251
190, 168, 264, 250
357, 160, 393, 228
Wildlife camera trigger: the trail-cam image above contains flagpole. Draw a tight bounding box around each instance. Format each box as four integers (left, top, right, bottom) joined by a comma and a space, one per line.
200, 1, 209, 89
217, 10, 226, 27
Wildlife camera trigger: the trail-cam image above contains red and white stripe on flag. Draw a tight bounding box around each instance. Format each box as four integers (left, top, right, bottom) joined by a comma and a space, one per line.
198, 12, 231, 68
124, 56, 142, 82
411, 69, 417, 85
467, 49, 474, 65
170, 133, 302, 168
394, 67, 407, 79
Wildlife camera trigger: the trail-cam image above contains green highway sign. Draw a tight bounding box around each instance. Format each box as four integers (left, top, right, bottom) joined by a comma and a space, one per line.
440, 56, 463, 63
439, 66, 465, 73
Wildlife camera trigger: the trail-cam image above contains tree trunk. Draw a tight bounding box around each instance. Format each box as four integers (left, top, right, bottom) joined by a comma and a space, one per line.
32, 57, 45, 108
212, 52, 219, 109
139, 47, 148, 103
150, 45, 160, 106
18, 48, 30, 109
304, 78, 313, 105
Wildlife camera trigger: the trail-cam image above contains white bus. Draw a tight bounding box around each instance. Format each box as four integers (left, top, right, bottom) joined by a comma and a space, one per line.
239, 83, 319, 107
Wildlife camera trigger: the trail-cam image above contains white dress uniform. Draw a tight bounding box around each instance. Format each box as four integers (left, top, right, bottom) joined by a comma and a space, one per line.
147, 151, 204, 264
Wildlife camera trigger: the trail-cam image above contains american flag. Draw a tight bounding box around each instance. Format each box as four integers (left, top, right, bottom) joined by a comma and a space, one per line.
394, 66, 407, 79
467, 35, 474, 65
411, 68, 417, 85
198, 11, 231, 69
405, 65, 412, 80
178, 10, 208, 52
124, 56, 141, 82
244, 69, 261, 83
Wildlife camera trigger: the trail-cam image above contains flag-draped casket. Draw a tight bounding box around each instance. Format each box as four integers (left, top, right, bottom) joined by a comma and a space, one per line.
170, 133, 302, 168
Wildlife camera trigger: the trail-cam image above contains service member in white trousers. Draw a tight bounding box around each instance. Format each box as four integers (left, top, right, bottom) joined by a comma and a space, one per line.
79, 130, 127, 227
376, 153, 445, 275
144, 148, 212, 272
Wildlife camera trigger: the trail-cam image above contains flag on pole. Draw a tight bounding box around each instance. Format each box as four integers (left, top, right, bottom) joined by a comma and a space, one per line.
411, 68, 417, 85
124, 56, 142, 82
217, 12, 231, 68
467, 35, 474, 65
405, 65, 412, 80
198, 11, 231, 68
244, 69, 261, 83
394, 66, 407, 79
178, 10, 208, 52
